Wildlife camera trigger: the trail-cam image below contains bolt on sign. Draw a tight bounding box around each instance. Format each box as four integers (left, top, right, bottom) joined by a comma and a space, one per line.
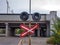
20, 24, 39, 37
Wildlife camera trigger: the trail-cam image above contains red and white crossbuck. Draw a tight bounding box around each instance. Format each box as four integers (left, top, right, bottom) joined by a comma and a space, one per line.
20, 24, 39, 37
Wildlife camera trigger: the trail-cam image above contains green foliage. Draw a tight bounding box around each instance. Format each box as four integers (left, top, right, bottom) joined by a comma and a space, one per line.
47, 37, 55, 44
47, 19, 60, 44
52, 19, 60, 32
0, 29, 5, 34
15, 28, 24, 34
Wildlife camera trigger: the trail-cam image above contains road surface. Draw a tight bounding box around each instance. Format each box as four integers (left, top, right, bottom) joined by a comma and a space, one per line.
0, 37, 49, 45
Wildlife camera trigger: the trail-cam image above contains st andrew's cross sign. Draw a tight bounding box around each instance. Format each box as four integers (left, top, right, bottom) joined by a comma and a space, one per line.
20, 24, 39, 37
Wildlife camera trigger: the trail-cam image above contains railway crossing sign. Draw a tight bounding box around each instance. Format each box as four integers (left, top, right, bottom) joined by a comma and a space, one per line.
20, 24, 39, 37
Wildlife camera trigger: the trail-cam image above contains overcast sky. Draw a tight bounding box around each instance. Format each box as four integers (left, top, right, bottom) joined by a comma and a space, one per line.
0, 0, 60, 17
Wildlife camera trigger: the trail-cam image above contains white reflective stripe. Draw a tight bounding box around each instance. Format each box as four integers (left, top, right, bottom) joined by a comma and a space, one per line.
28, 30, 34, 33
21, 26, 29, 30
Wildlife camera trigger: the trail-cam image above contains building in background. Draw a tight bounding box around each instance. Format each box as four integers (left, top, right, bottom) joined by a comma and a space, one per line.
0, 11, 57, 37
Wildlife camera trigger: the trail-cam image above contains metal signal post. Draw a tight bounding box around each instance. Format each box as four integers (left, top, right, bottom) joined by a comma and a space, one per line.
29, 0, 31, 45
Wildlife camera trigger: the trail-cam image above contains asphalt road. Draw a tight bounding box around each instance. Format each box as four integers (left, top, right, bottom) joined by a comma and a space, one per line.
0, 37, 49, 45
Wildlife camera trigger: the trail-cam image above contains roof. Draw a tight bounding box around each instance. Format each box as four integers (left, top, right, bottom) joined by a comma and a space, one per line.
0, 13, 47, 15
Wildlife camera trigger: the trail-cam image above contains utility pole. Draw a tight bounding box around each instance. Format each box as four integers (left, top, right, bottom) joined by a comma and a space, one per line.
6, 0, 10, 14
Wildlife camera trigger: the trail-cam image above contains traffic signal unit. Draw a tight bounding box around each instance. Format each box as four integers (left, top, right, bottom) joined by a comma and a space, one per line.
20, 12, 41, 21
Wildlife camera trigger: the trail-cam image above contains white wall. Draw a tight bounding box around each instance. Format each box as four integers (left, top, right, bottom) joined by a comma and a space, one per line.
46, 11, 57, 36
